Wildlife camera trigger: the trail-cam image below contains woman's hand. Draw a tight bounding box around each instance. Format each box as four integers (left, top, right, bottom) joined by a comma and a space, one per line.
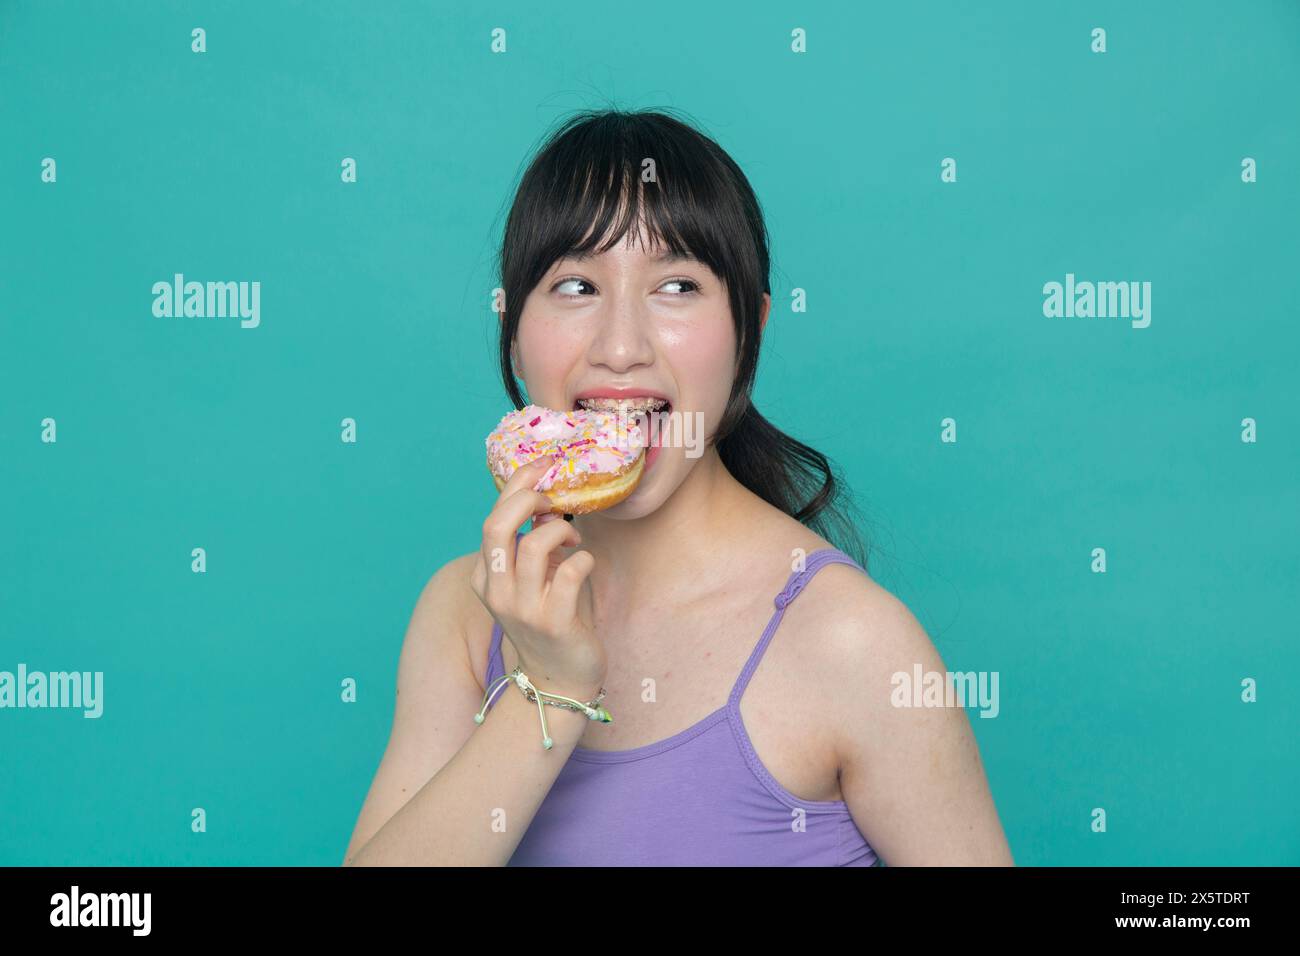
470, 457, 605, 701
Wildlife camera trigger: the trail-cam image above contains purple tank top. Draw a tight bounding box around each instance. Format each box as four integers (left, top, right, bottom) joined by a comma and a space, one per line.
483, 534, 882, 867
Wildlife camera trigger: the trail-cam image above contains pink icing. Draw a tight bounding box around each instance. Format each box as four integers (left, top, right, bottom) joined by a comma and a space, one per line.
485, 403, 646, 492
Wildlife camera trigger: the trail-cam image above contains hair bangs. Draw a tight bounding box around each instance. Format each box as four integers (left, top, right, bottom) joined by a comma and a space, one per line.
514, 112, 739, 299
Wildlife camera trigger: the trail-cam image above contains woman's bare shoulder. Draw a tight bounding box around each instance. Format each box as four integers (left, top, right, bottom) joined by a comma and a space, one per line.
424, 549, 495, 692
745, 509, 876, 590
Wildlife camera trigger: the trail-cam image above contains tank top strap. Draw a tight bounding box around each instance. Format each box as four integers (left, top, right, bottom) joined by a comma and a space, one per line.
486, 619, 505, 687
727, 548, 866, 708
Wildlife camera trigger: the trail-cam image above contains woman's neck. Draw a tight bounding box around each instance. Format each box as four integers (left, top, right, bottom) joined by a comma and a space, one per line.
569, 446, 757, 619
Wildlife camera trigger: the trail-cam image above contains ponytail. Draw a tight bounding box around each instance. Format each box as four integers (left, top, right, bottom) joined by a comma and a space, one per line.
715, 400, 871, 572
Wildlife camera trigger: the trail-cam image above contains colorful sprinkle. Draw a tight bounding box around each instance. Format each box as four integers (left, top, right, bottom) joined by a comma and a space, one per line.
485, 404, 646, 492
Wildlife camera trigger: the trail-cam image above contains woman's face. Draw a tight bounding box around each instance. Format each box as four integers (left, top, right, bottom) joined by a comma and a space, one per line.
511, 234, 764, 517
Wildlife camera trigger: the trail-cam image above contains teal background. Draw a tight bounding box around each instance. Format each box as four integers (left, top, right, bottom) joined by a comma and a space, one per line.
2, 0, 1297, 865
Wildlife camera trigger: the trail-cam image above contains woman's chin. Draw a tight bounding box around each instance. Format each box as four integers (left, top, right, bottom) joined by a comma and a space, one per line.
599, 470, 660, 519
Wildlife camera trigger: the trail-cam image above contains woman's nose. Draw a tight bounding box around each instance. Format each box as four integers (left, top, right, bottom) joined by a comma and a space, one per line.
586, 303, 656, 371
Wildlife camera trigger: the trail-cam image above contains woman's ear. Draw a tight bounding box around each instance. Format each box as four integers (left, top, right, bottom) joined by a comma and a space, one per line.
759, 292, 771, 333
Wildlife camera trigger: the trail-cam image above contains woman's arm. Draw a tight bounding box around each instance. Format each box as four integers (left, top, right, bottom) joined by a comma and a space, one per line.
825, 581, 1015, 866
342, 555, 591, 866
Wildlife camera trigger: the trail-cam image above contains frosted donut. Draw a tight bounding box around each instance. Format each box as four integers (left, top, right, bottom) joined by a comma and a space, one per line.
485, 404, 647, 515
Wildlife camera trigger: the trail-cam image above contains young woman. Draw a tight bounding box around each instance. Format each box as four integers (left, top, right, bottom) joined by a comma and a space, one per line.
344, 108, 1013, 866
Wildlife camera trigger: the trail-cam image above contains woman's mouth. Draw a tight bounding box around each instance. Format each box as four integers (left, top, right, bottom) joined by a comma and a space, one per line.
573, 396, 671, 474
574, 396, 670, 415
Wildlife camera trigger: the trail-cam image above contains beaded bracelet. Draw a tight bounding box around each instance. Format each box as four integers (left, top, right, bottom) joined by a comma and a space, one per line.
474, 665, 612, 750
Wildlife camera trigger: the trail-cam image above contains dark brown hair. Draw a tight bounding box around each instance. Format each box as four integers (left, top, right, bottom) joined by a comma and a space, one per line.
494, 108, 870, 570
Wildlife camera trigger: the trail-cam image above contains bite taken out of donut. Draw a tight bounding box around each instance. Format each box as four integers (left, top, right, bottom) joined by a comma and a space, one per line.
485, 404, 648, 515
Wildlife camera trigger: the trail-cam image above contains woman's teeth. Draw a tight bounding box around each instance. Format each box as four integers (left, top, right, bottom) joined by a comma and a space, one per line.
575, 397, 669, 414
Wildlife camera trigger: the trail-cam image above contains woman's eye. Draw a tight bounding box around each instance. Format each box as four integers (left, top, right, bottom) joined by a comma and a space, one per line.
660, 278, 701, 295
553, 277, 595, 298
551, 276, 700, 298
